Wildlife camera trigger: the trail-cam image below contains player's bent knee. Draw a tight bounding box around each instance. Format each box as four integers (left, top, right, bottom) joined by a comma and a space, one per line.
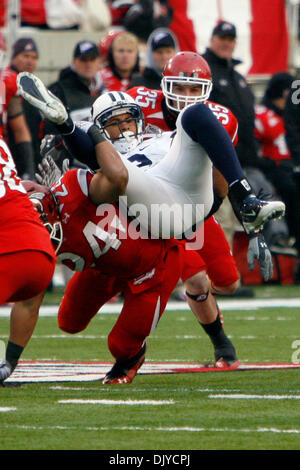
185, 270, 209, 294
57, 313, 87, 334
213, 279, 240, 296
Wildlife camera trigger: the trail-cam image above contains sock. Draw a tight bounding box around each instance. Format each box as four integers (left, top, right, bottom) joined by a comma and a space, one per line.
200, 313, 223, 338
6, 341, 24, 370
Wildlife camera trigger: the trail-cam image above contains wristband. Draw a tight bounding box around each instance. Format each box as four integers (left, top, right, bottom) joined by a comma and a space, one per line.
87, 124, 107, 146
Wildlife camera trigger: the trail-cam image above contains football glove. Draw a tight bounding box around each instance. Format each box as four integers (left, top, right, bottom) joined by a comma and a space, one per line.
35, 154, 69, 187
247, 233, 273, 281
40, 134, 65, 160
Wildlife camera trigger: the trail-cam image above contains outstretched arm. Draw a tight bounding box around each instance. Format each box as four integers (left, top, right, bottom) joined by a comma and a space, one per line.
86, 125, 128, 205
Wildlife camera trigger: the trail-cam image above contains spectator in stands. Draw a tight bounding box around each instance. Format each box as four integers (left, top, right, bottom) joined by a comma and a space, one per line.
130, 28, 178, 90
255, 73, 298, 257
99, 30, 140, 91
167, 0, 197, 52
1, 37, 35, 179
284, 75, 300, 170
45, 40, 106, 169
7, 37, 43, 172
202, 20, 289, 252
98, 29, 124, 68
48, 40, 105, 124
283, 74, 300, 280
107, 0, 173, 42
20, 0, 83, 30
202, 21, 259, 171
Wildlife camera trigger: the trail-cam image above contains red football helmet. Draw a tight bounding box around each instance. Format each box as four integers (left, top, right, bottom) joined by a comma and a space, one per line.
22, 180, 63, 253
161, 51, 213, 112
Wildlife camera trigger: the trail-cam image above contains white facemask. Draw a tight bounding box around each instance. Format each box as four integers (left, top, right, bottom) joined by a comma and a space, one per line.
113, 131, 140, 154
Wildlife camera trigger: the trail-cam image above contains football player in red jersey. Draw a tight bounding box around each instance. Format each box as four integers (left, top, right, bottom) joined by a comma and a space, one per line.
0, 133, 56, 385
126, 52, 271, 364
1, 124, 186, 385
16, 71, 282, 376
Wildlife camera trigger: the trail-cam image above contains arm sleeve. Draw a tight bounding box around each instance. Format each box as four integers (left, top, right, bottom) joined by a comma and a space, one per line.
62, 125, 99, 171
181, 103, 244, 184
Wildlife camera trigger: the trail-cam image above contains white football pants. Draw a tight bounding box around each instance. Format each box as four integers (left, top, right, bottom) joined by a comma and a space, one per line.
121, 113, 214, 238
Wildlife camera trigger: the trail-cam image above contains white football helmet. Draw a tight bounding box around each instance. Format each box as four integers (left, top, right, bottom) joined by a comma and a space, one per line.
91, 91, 145, 153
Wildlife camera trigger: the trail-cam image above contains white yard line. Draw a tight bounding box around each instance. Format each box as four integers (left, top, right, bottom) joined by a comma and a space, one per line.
2, 423, 300, 434
209, 394, 300, 400
58, 399, 174, 405
1, 298, 300, 317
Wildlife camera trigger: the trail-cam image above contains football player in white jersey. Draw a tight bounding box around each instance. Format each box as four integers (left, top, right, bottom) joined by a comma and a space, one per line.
17, 72, 285, 241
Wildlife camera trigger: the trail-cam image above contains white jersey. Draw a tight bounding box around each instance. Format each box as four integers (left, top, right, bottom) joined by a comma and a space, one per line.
118, 113, 213, 239
124, 131, 174, 171
77, 109, 214, 239
76, 119, 173, 171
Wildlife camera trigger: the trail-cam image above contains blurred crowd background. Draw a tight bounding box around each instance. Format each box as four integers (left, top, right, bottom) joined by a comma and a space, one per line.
1, 0, 300, 292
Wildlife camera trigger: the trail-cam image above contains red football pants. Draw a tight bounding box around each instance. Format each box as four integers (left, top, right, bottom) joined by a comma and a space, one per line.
0, 250, 56, 305
182, 216, 239, 287
58, 246, 182, 361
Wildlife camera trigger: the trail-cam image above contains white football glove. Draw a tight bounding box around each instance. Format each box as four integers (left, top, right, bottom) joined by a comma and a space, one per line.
35, 154, 69, 187
247, 233, 273, 281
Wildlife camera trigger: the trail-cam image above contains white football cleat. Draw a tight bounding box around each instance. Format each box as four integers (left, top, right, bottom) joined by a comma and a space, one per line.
240, 195, 286, 234
17, 72, 68, 125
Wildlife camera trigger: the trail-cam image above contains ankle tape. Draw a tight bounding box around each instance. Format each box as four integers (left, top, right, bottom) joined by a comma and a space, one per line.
185, 290, 209, 302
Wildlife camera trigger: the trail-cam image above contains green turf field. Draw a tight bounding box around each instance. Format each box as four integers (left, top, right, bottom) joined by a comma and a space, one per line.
0, 285, 299, 451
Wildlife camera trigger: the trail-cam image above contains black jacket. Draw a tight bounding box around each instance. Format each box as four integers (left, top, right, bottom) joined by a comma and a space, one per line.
130, 66, 162, 90
284, 88, 300, 166
48, 66, 105, 127
202, 48, 259, 168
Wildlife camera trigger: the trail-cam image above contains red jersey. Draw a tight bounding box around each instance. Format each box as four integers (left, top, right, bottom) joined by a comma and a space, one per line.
127, 85, 239, 289
99, 67, 131, 92
0, 136, 56, 258
0, 66, 18, 135
2, 66, 18, 108
254, 104, 290, 163
52, 168, 180, 280
127, 86, 238, 145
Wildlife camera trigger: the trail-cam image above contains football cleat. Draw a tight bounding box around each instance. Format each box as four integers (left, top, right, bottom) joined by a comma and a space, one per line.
102, 343, 146, 384
213, 335, 240, 370
214, 358, 240, 371
17, 72, 68, 124
240, 195, 285, 234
